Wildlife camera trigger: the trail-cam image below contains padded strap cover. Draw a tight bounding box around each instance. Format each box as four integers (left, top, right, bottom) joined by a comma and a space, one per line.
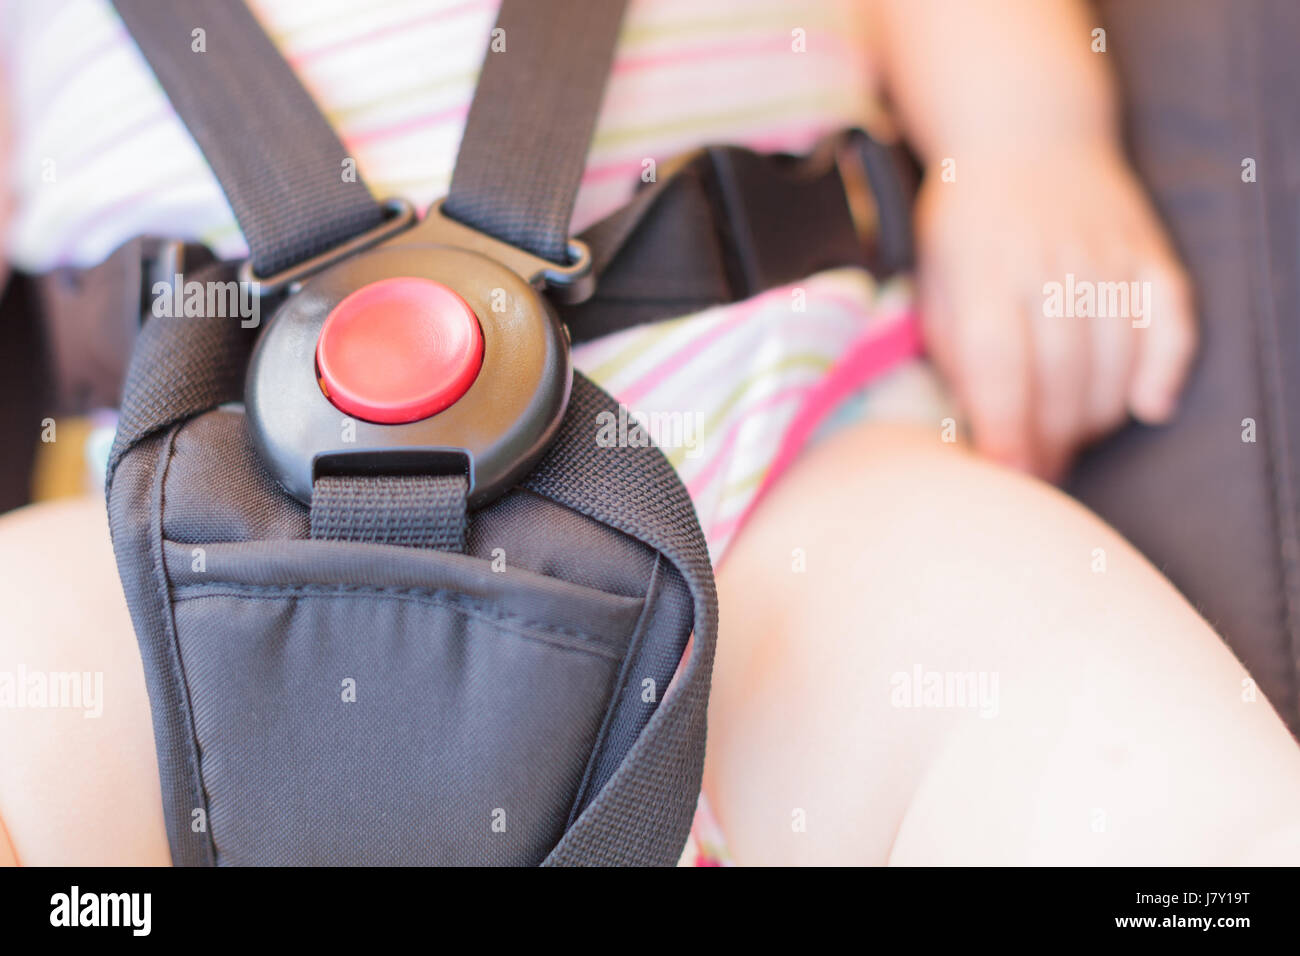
106, 268, 715, 865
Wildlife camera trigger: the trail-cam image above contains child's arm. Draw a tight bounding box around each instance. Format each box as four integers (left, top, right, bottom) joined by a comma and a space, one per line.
867, 0, 1196, 479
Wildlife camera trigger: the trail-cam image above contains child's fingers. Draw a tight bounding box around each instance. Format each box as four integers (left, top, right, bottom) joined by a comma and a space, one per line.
1128, 259, 1197, 424
1084, 310, 1139, 440
1083, 235, 1144, 438
1029, 293, 1091, 480
954, 296, 1035, 472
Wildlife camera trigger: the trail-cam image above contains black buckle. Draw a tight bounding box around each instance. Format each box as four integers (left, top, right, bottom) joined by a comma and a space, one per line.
244, 204, 574, 508
840, 128, 918, 277
665, 128, 914, 300
137, 236, 223, 320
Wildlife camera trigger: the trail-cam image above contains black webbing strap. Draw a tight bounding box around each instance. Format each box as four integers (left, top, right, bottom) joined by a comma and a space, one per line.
443, 0, 630, 264
110, 0, 387, 277
310, 475, 469, 551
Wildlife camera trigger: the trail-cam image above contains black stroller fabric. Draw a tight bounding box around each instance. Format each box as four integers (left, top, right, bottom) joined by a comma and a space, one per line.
1072, 0, 1300, 736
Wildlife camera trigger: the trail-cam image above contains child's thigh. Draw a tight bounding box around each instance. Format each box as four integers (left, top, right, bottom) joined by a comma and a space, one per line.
0, 496, 168, 865
9, 438, 1300, 867
705, 422, 1300, 865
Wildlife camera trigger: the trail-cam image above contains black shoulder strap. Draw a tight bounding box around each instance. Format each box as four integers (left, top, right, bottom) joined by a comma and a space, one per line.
110, 0, 388, 277
444, 0, 629, 264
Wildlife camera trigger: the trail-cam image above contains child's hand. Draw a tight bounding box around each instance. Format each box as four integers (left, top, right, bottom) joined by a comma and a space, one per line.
914, 144, 1196, 480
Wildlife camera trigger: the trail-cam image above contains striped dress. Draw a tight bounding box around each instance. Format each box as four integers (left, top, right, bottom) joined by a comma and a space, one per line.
3, 0, 948, 863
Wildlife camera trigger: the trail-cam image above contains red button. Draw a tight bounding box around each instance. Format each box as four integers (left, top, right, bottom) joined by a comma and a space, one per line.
315, 277, 484, 424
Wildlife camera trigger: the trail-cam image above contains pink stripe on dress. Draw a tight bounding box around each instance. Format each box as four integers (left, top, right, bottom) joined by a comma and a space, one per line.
708, 311, 923, 553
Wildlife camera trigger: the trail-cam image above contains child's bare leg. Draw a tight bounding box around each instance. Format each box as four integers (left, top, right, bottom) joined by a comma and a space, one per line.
0, 497, 168, 865
706, 422, 1300, 864
5, 425, 1300, 865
